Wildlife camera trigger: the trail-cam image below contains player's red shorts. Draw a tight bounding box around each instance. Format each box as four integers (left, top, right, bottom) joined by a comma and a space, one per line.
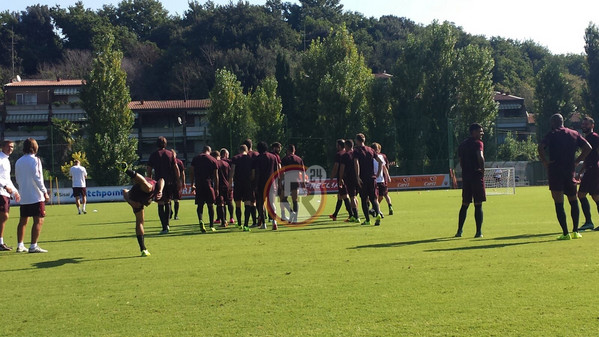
462, 175, 486, 203
0, 195, 10, 213
359, 177, 378, 201
20, 202, 46, 218
548, 167, 577, 196
376, 182, 388, 197
72, 187, 86, 198
195, 183, 216, 204
579, 167, 599, 195
337, 184, 347, 196
129, 180, 156, 206
173, 185, 183, 200
233, 181, 253, 202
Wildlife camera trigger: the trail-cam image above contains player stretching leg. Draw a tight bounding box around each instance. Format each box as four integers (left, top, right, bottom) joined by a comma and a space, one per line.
120, 163, 164, 257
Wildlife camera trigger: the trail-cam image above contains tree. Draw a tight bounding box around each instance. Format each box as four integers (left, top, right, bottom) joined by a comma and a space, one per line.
497, 132, 538, 161
296, 25, 372, 166
79, 33, 138, 185
454, 45, 498, 144
209, 68, 255, 151
249, 76, 285, 144
534, 58, 576, 140
15, 5, 62, 75
585, 23, 599, 121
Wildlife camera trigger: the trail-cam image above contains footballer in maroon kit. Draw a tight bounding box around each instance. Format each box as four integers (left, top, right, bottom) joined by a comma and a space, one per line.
146, 136, 180, 234
353, 133, 384, 226
456, 123, 486, 238
538, 114, 591, 240
338, 139, 360, 222
252, 141, 281, 229
230, 144, 254, 231
190, 146, 219, 233
329, 139, 351, 221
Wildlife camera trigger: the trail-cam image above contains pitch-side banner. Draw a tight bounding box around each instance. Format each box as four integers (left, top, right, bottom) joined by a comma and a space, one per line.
37, 174, 449, 205
307, 174, 451, 193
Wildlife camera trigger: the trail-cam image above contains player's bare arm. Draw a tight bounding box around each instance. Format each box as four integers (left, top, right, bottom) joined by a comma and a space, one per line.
189, 166, 196, 194
338, 163, 345, 188
576, 138, 592, 163
354, 158, 362, 187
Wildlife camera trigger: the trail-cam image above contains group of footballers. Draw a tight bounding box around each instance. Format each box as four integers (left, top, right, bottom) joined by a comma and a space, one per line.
121, 133, 396, 256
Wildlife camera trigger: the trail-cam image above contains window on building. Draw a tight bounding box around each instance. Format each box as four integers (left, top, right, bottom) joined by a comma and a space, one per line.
16, 93, 38, 105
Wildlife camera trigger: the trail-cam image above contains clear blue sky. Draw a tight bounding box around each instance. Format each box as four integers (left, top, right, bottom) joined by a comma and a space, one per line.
4, 0, 598, 55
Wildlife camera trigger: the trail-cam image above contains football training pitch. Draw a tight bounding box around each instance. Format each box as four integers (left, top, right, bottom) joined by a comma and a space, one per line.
1, 186, 598, 336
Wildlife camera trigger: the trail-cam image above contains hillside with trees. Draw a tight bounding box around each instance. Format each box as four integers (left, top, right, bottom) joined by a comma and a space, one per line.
1, 0, 598, 173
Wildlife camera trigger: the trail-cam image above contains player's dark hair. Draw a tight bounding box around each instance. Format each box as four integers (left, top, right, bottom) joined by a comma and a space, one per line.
271, 142, 281, 149
257, 141, 268, 153
287, 144, 296, 153
344, 139, 354, 149
584, 116, 595, 124
203, 145, 211, 153
469, 123, 483, 134
210, 151, 219, 158
336, 139, 345, 148
355, 133, 365, 143
243, 138, 253, 149
370, 142, 381, 152
23, 137, 38, 154
156, 136, 167, 148
239, 144, 248, 153
220, 148, 228, 157
2, 140, 14, 147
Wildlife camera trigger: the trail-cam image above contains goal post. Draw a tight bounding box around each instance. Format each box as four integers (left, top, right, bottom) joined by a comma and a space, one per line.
484, 167, 516, 195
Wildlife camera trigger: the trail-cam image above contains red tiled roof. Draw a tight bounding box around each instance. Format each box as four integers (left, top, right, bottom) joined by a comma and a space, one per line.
129, 99, 211, 110
5, 79, 84, 87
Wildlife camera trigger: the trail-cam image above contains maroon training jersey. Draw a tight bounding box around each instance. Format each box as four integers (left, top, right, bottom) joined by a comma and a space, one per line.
253, 152, 279, 187
584, 132, 599, 169
340, 150, 356, 183
148, 148, 177, 182
458, 137, 484, 179
541, 127, 587, 173
353, 145, 377, 180
217, 159, 231, 189
231, 153, 253, 183
191, 153, 218, 185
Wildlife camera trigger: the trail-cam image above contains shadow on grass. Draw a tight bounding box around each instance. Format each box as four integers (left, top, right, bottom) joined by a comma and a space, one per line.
423, 241, 552, 252
491, 233, 557, 240
78, 219, 159, 226
349, 237, 454, 249
0, 255, 138, 273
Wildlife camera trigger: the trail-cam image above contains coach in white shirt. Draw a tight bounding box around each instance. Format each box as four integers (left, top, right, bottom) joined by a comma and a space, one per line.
0, 140, 20, 251
15, 138, 49, 253
70, 160, 88, 214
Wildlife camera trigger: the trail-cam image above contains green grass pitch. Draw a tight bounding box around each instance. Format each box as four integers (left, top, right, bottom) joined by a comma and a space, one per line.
1, 186, 598, 336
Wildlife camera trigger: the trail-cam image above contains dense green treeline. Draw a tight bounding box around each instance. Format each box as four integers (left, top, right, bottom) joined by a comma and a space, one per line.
2, 0, 599, 173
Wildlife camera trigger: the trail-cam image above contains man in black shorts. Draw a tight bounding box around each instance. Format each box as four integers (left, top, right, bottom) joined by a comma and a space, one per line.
230, 144, 253, 231
353, 133, 384, 226
338, 139, 360, 222
147, 137, 180, 234
190, 146, 219, 233
121, 163, 163, 257
539, 114, 591, 240
456, 123, 486, 238
252, 141, 281, 229
577, 117, 599, 231
329, 139, 351, 221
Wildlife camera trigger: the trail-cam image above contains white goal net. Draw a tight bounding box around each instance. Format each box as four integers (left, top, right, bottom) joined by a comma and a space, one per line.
484, 167, 516, 195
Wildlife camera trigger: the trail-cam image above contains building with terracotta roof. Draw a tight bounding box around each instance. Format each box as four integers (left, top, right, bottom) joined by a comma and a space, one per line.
2, 78, 211, 171
494, 92, 535, 143
129, 99, 211, 162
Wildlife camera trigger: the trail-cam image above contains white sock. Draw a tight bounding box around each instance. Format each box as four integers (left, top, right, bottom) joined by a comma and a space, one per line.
29, 243, 37, 249
0, 237, 3, 245
82, 204, 86, 211
18, 242, 25, 248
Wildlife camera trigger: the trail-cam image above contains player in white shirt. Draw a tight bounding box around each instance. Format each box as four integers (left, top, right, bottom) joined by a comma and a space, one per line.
0, 140, 20, 251
15, 138, 50, 253
370, 143, 392, 218
70, 160, 88, 214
